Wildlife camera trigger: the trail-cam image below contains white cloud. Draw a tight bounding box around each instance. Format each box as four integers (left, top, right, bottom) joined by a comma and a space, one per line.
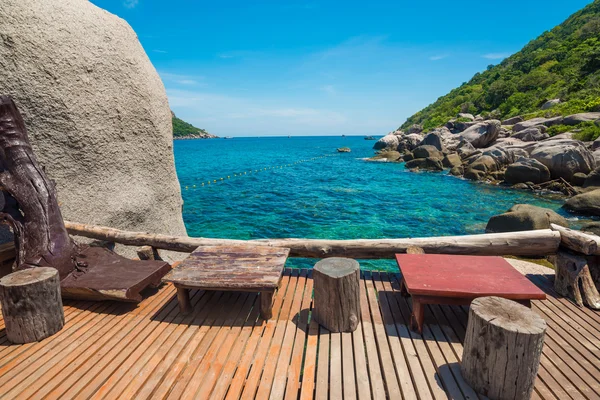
482, 52, 511, 60
429, 54, 448, 61
123, 0, 139, 9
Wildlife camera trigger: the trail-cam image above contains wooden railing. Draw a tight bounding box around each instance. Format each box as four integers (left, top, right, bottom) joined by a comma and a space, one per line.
64, 221, 561, 258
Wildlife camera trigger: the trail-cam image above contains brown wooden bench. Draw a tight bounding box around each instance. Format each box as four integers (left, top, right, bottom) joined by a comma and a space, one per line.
162, 244, 290, 319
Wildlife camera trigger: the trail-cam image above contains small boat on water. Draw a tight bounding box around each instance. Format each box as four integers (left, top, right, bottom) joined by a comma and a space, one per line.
224, 136, 233, 139
364, 136, 376, 140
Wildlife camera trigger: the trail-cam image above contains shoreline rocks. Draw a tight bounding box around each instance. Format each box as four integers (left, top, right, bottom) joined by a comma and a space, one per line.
486, 204, 568, 233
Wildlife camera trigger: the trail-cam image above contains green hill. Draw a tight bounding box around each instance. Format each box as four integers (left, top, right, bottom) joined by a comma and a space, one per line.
172, 113, 217, 139
401, 0, 600, 132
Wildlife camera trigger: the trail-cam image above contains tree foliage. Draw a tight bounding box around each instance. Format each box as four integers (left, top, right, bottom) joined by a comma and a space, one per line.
172, 114, 211, 137
401, 0, 600, 131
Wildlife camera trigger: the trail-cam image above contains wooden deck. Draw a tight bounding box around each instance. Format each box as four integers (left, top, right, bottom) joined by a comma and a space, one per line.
0, 268, 598, 399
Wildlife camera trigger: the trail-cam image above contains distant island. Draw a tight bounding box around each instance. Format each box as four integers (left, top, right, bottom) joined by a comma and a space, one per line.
172, 112, 218, 139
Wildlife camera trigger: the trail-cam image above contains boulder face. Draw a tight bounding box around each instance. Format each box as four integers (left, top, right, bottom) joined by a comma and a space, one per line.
513, 116, 564, 132
420, 132, 445, 151
0, 1, 187, 242
563, 189, 600, 216
459, 120, 501, 148
505, 158, 551, 184
511, 127, 549, 142
485, 204, 568, 233
373, 134, 400, 151
529, 139, 595, 181
563, 112, 600, 126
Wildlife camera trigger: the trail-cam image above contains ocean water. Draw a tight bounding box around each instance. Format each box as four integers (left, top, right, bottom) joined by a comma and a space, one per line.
174, 136, 572, 271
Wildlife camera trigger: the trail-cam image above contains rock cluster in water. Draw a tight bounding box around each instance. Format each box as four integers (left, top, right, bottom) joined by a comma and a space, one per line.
371, 111, 600, 217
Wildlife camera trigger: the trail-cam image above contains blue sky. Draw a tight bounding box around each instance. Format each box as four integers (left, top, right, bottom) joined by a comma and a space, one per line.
91, 0, 593, 136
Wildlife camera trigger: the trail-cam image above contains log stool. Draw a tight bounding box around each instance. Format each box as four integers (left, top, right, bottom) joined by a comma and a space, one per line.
0, 267, 64, 344
312, 257, 360, 332
462, 297, 546, 400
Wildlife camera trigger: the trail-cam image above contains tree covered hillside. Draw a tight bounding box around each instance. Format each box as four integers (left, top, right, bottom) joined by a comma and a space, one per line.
402, 0, 600, 131
172, 113, 217, 139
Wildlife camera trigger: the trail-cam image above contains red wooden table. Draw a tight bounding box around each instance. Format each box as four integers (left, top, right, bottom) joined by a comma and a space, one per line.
395, 254, 547, 333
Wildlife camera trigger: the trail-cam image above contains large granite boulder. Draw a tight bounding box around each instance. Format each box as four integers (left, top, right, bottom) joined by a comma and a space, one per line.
529, 139, 595, 181
373, 134, 400, 151
486, 204, 568, 233
0, 0, 187, 252
442, 153, 462, 168
563, 112, 600, 126
563, 189, 600, 216
505, 158, 551, 184
464, 155, 497, 180
406, 124, 423, 134
511, 127, 549, 142
459, 120, 501, 148
513, 116, 564, 132
584, 167, 600, 188
420, 132, 445, 151
458, 113, 475, 121
413, 145, 443, 160
502, 116, 524, 126
405, 157, 443, 171
397, 133, 423, 153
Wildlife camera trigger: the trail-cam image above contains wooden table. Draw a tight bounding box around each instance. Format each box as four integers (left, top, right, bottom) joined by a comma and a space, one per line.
163, 244, 290, 319
395, 254, 547, 333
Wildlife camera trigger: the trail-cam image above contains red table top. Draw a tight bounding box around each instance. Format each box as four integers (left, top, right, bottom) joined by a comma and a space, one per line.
395, 254, 546, 300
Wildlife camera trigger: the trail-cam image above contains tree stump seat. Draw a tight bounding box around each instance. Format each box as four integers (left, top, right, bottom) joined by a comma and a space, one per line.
462, 296, 546, 400
554, 250, 600, 309
312, 257, 361, 333
0, 267, 64, 343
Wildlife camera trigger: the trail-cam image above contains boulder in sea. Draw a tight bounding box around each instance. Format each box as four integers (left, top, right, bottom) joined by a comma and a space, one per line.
420, 132, 445, 152
0, 0, 187, 256
405, 157, 443, 171
442, 153, 462, 168
459, 120, 501, 148
513, 116, 564, 132
511, 127, 549, 142
504, 158, 551, 185
464, 155, 498, 181
485, 204, 568, 233
541, 99, 561, 110
563, 112, 600, 126
581, 222, 600, 236
529, 139, 595, 181
563, 189, 600, 216
413, 145, 443, 160
373, 134, 400, 151
397, 133, 424, 153
337, 147, 351, 153
367, 151, 401, 162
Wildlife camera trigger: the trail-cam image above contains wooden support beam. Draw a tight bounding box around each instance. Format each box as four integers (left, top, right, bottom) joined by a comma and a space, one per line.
64, 221, 562, 259
550, 223, 600, 255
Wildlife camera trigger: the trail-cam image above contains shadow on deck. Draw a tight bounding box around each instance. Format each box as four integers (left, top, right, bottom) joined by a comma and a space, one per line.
0, 269, 597, 399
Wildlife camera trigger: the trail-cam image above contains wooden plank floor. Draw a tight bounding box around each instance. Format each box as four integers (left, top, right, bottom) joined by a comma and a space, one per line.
0, 268, 598, 399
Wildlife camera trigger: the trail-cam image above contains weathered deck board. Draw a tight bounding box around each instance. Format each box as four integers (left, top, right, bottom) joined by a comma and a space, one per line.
0, 268, 597, 399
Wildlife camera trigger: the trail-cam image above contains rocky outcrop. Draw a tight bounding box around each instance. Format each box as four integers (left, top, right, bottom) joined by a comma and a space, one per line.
504, 158, 551, 184
563, 189, 600, 216
458, 113, 475, 121
459, 120, 501, 148
397, 133, 424, 153
0, 0, 187, 251
513, 116, 564, 132
442, 153, 462, 168
413, 145, 443, 160
584, 167, 600, 188
405, 157, 443, 171
420, 132, 445, 151
406, 124, 423, 134
373, 134, 400, 151
529, 139, 595, 181
563, 112, 600, 125
486, 204, 568, 233
464, 155, 498, 181
502, 116, 524, 126
511, 127, 549, 142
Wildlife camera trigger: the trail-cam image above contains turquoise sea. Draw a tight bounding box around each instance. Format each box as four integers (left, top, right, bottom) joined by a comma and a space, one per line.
174, 136, 573, 271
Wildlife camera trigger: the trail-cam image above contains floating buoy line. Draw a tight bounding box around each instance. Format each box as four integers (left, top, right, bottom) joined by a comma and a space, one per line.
182, 153, 340, 190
